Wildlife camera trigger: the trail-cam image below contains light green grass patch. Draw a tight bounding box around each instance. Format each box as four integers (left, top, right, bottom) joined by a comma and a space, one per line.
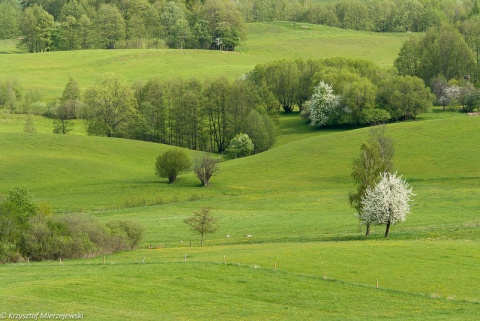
0, 22, 413, 100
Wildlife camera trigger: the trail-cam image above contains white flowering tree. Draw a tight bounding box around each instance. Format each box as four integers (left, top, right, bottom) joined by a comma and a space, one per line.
359, 172, 414, 237
438, 84, 461, 111
226, 133, 254, 158
306, 81, 340, 127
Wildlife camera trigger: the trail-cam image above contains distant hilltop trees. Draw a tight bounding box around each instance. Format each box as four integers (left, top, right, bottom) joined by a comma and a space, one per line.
3, 0, 480, 52
0, 0, 245, 52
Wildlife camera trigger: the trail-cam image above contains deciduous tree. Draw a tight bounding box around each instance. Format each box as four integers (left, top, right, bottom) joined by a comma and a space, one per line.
0, 187, 37, 262
305, 81, 340, 127
83, 73, 136, 137
193, 153, 219, 187
396, 24, 476, 84
95, 3, 126, 49
184, 207, 218, 246
155, 149, 192, 183
350, 125, 394, 236
243, 109, 276, 153
19, 4, 55, 52
226, 133, 254, 158
0, 0, 21, 39
53, 78, 82, 134
378, 75, 434, 120
360, 172, 414, 237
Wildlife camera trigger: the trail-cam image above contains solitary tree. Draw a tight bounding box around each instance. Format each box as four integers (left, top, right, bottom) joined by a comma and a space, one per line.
155, 149, 191, 183
350, 125, 394, 235
184, 207, 218, 246
193, 153, 219, 187
360, 172, 414, 237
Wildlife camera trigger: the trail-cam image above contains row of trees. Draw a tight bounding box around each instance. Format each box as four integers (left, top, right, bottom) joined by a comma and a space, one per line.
51, 74, 277, 154
239, 0, 480, 32
0, 0, 244, 51
4, 0, 480, 51
0, 187, 143, 262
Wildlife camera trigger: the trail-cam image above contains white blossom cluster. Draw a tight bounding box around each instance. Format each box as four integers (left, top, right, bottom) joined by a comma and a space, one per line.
439, 84, 461, 106
308, 81, 340, 127
358, 172, 414, 226
228, 133, 254, 155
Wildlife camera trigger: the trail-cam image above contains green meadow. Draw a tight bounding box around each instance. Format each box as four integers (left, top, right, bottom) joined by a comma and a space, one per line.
0, 22, 479, 320
0, 22, 412, 99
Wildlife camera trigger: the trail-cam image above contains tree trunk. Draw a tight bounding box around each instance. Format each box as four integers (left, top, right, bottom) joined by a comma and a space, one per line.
365, 224, 371, 236
200, 233, 204, 247
384, 222, 391, 238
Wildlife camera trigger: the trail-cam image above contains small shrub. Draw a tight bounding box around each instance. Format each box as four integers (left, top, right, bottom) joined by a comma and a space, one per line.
107, 220, 144, 250
29, 101, 48, 115
0, 242, 19, 263
21, 216, 75, 261
155, 149, 192, 183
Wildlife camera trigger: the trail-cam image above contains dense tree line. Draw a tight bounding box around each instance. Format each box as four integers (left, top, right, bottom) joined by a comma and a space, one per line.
75, 73, 278, 154
78, 58, 436, 141
131, 76, 277, 153
4, 0, 480, 52
396, 24, 476, 82
249, 57, 435, 125
239, 0, 480, 32
395, 22, 480, 109
3, 57, 476, 154
0, 0, 244, 52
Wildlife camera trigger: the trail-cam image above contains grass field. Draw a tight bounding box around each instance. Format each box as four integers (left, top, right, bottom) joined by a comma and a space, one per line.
1, 22, 479, 320
0, 109, 479, 319
0, 22, 413, 99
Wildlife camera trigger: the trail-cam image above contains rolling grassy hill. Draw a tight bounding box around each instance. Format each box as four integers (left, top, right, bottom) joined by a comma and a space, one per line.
0, 110, 479, 320
1, 22, 478, 320
0, 22, 413, 99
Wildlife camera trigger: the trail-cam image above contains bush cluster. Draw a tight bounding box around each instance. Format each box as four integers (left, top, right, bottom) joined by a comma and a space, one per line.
0, 188, 143, 263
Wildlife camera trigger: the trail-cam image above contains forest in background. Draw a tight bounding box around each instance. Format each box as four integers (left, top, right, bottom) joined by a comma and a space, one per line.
2, 0, 480, 52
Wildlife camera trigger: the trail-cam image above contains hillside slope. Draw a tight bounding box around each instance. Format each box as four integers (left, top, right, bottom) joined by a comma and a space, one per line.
0, 22, 413, 99
1, 114, 479, 320
1, 114, 478, 236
